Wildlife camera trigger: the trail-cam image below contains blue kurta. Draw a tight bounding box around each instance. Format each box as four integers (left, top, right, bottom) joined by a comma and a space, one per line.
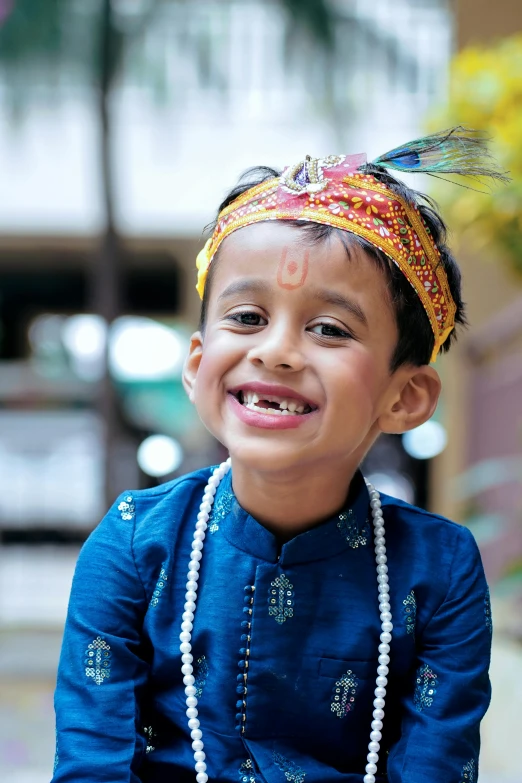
52, 467, 491, 783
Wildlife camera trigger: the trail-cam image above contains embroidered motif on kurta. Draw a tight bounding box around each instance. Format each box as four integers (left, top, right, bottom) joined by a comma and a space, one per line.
194, 655, 209, 698
143, 725, 157, 754
118, 495, 135, 521
336, 510, 370, 548
150, 566, 168, 608
84, 637, 111, 685
403, 590, 417, 636
330, 669, 359, 717
484, 588, 492, 633
414, 663, 438, 711
208, 489, 235, 533
238, 758, 258, 782
459, 759, 477, 782
268, 574, 294, 624
272, 751, 306, 782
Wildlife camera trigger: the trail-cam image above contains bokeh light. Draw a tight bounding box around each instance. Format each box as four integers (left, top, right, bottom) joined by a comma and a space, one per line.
109, 317, 187, 382
402, 420, 448, 460
137, 434, 183, 477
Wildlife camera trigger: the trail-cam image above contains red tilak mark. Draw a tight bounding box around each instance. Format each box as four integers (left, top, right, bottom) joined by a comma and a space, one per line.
277, 248, 309, 290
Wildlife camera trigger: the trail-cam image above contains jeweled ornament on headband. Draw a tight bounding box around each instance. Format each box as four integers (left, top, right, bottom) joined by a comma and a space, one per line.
196, 127, 509, 362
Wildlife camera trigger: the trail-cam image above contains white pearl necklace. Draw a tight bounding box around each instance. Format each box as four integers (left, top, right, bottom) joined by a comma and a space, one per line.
180, 458, 392, 783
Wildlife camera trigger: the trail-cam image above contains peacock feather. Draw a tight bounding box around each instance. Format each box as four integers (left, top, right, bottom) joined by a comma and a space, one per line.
370, 126, 510, 184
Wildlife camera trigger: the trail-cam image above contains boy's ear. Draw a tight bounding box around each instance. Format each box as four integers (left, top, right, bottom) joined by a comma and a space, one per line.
182, 332, 204, 403
378, 365, 441, 435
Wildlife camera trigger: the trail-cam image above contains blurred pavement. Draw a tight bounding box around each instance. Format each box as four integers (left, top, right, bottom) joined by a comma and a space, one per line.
0, 546, 76, 782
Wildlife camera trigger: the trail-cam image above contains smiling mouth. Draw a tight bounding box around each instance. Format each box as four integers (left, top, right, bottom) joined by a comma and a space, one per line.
234, 390, 316, 417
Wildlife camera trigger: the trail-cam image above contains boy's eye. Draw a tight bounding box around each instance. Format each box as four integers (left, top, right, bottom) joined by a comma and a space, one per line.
309, 323, 353, 339
228, 311, 267, 326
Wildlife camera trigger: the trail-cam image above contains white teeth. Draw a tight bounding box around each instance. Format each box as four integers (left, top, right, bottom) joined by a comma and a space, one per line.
244, 401, 298, 416
245, 402, 286, 415
238, 390, 313, 416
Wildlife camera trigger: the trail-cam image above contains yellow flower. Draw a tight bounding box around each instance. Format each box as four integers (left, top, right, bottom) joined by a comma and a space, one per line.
430, 33, 522, 276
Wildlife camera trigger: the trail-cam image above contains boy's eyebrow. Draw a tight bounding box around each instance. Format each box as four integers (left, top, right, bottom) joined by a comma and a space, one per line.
217, 279, 271, 302
217, 279, 368, 327
311, 287, 368, 327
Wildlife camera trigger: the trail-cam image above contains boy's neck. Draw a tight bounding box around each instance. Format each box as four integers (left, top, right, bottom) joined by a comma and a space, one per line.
229, 459, 359, 541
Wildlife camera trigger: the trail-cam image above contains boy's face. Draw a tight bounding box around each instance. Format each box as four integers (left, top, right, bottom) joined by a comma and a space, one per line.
185, 222, 433, 478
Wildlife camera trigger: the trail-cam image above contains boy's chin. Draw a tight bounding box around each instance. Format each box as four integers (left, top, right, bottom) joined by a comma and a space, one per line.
226, 439, 318, 477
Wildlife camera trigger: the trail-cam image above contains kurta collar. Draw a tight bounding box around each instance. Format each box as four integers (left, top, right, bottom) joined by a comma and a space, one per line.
216, 469, 371, 565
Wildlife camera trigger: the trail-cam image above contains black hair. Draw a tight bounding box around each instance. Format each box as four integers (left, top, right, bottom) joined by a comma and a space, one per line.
199, 165, 466, 372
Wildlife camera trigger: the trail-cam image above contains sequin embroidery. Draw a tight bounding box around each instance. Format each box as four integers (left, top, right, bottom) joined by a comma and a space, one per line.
403, 590, 417, 636
413, 663, 438, 711
268, 574, 294, 624
118, 495, 135, 521
84, 636, 111, 685
143, 725, 157, 754
272, 751, 306, 783
238, 758, 258, 782
208, 489, 235, 533
330, 669, 359, 718
336, 510, 370, 548
194, 654, 209, 698
149, 566, 168, 608
484, 587, 492, 633
459, 759, 477, 783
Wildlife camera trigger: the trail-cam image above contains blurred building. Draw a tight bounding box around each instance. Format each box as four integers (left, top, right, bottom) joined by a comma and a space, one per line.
431, 0, 522, 586
455, 0, 522, 47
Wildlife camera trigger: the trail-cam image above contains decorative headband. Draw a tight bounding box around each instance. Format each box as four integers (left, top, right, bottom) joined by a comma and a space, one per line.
196, 128, 508, 362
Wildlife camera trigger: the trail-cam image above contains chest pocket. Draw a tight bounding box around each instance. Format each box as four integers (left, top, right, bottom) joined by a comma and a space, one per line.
319, 657, 378, 679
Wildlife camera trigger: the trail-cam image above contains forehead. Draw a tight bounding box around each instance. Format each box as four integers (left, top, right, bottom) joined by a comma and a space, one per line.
210, 221, 390, 301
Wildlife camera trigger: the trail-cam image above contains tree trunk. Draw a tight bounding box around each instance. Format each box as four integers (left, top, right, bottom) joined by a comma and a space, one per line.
91, 0, 123, 507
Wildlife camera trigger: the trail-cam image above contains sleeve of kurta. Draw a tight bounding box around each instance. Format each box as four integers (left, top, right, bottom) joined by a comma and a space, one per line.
51, 493, 150, 783
387, 524, 492, 783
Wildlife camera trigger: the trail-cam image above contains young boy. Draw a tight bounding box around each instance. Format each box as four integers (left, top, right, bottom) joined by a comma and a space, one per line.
52, 130, 497, 783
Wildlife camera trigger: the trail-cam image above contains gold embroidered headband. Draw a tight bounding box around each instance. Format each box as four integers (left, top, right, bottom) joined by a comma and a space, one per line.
196, 129, 508, 362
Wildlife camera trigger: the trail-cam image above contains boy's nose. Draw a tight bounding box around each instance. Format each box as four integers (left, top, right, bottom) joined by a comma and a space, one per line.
246, 329, 305, 372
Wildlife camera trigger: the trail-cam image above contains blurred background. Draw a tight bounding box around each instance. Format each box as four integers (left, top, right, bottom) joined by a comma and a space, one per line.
0, 1, 520, 780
